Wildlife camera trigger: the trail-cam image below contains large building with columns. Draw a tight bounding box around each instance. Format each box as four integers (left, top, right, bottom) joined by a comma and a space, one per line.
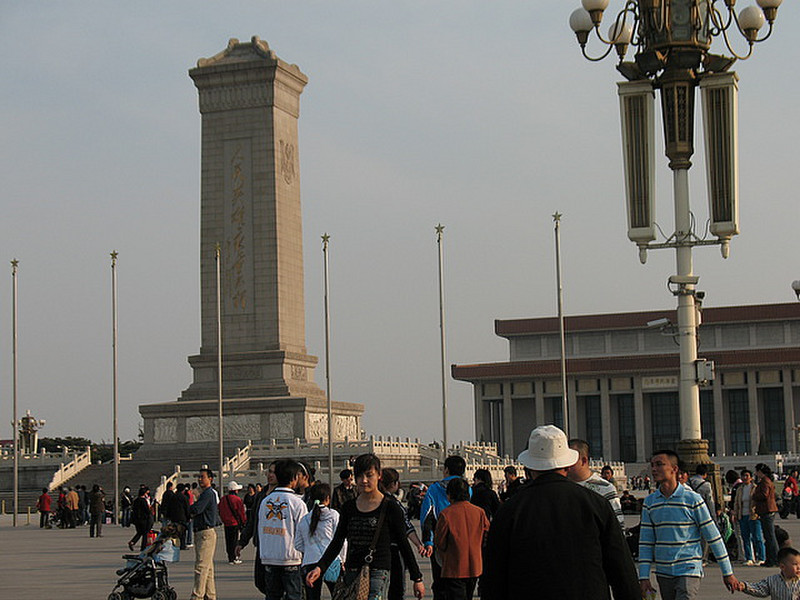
452, 302, 800, 463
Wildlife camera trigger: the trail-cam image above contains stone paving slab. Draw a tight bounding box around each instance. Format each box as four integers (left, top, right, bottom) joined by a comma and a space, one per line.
2, 513, 799, 599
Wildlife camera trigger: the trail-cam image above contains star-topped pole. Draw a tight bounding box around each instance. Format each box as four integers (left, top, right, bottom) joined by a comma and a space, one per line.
110, 251, 120, 524
321, 233, 333, 486
553, 213, 568, 436
10, 258, 19, 526
436, 224, 448, 455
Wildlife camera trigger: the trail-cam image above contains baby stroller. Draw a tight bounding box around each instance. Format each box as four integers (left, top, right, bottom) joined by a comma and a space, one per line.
108, 523, 182, 600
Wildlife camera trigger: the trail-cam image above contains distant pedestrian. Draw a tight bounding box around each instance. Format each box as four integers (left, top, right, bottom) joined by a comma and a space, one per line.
120, 487, 133, 527
165, 482, 191, 550
734, 469, 766, 566
129, 487, 154, 552
469, 469, 499, 521
65, 487, 80, 528
498, 466, 523, 502
219, 481, 246, 565
89, 484, 106, 538
434, 477, 489, 600
331, 468, 356, 512
243, 483, 258, 524
36, 488, 52, 528
190, 468, 220, 600
483, 425, 639, 600
754, 463, 781, 568
639, 449, 739, 599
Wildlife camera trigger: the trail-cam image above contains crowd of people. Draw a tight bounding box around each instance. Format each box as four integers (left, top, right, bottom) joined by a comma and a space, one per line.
35, 484, 108, 535
30, 429, 800, 600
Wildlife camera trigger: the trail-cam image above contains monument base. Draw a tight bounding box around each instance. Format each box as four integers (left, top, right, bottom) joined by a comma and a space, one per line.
137, 395, 363, 461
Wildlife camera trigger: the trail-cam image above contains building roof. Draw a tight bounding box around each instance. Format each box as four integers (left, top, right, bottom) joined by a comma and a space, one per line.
452, 348, 800, 382
494, 302, 800, 338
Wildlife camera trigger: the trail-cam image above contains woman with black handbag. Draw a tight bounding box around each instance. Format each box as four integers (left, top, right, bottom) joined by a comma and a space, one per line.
306, 453, 425, 600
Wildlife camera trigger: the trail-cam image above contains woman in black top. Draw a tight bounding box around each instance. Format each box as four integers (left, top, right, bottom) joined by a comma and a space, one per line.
306, 453, 425, 600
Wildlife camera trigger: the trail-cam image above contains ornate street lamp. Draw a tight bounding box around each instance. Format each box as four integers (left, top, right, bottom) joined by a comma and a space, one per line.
569, 0, 783, 467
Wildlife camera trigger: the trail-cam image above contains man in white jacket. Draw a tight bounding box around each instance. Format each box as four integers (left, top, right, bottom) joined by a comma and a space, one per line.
257, 459, 308, 600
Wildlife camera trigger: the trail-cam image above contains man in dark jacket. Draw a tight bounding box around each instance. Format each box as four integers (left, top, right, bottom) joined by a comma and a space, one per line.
483, 425, 640, 600
166, 482, 191, 549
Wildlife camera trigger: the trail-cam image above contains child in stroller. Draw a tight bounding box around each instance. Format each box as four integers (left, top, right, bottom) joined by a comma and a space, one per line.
108, 523, 183, 600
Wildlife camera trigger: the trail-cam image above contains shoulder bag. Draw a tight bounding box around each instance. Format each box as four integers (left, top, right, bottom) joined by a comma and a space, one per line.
331, 498, 388, 600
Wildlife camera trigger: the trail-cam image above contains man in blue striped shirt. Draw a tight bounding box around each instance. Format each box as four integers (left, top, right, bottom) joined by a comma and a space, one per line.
639, 449, 740, 599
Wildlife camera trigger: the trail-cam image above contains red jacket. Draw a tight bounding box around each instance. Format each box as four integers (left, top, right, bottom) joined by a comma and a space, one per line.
218, 492, 246, 527
434, 500, 490, 578
37, 493, 52, 512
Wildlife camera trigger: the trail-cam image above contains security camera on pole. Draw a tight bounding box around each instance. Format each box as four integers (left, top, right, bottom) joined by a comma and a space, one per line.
568, 0, 784, 478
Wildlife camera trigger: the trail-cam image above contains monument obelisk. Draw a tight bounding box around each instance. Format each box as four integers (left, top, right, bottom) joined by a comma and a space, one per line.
139, 38, 362, 454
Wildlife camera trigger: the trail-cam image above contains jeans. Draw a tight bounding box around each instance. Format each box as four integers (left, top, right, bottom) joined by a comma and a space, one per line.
760, 511, 779, 565
39, 511, 50, 528
342, 567, 390, 600
264, 564, 302, 600
121, 507, 132, 527
739, 517, 765, 562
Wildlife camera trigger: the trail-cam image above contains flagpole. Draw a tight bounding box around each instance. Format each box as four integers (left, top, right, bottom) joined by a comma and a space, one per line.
11, 259, 19, 527
215, 243, 223, 482
111, 251, 119, 524
436, 224, 449, 455
322, 234, 334, 487
553, 213, 568, 436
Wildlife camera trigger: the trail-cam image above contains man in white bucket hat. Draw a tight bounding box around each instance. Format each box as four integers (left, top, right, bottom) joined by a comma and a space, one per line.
482, 425, 639, 600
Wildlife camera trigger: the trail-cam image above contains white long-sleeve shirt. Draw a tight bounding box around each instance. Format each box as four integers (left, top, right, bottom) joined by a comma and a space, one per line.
256, 487, 308, 566
294, 506, 347, 567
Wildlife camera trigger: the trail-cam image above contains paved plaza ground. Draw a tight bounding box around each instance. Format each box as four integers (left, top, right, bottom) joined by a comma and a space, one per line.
2, 512, 799, 599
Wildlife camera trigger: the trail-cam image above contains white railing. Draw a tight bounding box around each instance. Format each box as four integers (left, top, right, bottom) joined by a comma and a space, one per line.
47, 447, 92, 490
223, 442, 252, 475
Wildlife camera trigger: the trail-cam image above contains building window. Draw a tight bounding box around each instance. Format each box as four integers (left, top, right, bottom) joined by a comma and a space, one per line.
700, 390, 716, 454
483, 399, 504, 456
583, 395, 603, 458
617, 394, 636, 463
761, 388, 786, 453
548, 397, 564, 430
650, 392, 680, 452
727, 389, 750, 455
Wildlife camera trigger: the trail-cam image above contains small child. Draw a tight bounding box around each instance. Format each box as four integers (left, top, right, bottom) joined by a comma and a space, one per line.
737, 546, 800, 598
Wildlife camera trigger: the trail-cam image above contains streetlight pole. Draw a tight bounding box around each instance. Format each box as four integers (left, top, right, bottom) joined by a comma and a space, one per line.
322, 234, 334, 487
111, 251, 120, 524
215, 243, 223, 483
570, 0, 784, 467
436, 224, 449, 455
11, 259, 19, 528
553, 214, 569, 436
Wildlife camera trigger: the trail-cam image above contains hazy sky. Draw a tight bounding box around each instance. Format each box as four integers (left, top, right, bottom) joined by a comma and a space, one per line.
1, 2, 798, 447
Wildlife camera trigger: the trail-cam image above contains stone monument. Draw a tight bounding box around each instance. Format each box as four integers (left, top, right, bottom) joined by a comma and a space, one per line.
139, 37, 363, 455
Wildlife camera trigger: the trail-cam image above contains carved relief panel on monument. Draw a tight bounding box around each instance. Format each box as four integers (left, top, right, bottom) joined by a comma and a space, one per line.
223, 139, 254, 315
154, 418, 178, 444
270, 413, 295, 439
335, 415, 360, 440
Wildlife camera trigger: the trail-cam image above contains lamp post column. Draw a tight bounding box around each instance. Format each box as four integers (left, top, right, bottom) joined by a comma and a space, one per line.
672, 168, 703, 448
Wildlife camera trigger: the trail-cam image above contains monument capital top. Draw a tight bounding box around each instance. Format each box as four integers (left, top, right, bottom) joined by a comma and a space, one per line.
192, 36, 307, 83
